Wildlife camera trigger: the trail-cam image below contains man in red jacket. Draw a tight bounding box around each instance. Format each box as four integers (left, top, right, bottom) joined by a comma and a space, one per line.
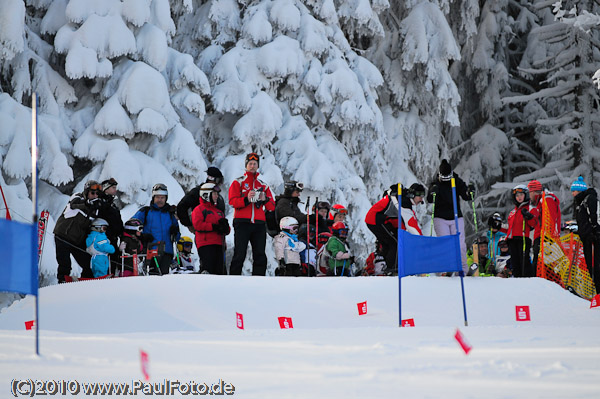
365, 184, 400, 275
228, 153, 276, 275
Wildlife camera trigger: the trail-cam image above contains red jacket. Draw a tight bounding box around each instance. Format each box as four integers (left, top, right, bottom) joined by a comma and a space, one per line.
228, 172, 275, 223
365, 195, 399, 230
507, 202, 537, 239
531, 191, 561, 239
192, 199, 229, 247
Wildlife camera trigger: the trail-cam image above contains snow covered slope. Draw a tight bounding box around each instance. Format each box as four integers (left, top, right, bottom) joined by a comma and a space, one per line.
1, 276, 599, 398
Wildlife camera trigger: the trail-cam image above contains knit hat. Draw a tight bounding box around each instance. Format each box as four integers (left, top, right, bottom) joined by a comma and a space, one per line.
527, 180, 542, 192
206, 167, 224, 184
245, 152, 259, 167
101, 178, 118, 191
438, 159, 452, 181
571, 176, 587, 192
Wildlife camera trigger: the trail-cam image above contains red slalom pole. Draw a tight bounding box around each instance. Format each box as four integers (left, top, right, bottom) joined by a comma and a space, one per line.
0, 184, 11, 220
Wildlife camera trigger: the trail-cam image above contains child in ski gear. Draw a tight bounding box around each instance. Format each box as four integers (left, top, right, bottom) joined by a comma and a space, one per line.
486, 212, 507, 268
133, 183, 180, 275
228, 153, 275, 276
467, 236, 494, 276
172, 236, 199, 274
328, 204, 348, 229
298, 223, 317, 276
193, 183, 230, 275
119, 218, 145, 277
495, 237, 512, 277
528, 179, 561, 272
571, 176, 600, 293
427, 159, 473, 274
53, 180, 102, 282
507, 184, 537, 277
98, 178, 124, 274
365, 184, 400, 275
86, 218, 116, 278
401, 183, 425, 235
326, 222, 353, 276
364, 241, 387, 276
309, 201, 331, 237
177, 167, 225, 234
275, 181, 306, 227
274, 217, 306, 276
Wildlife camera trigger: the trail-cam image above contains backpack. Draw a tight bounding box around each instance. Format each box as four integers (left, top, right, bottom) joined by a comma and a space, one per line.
316, 243, 331, 276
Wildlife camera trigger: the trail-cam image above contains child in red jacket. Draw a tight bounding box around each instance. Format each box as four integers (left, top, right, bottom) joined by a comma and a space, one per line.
192, 183, 230, 274
507, 185, 537, 277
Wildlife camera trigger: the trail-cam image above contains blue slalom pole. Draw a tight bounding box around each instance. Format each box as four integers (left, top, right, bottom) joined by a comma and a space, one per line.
397, 184, 403, 327
451, 178, 468, 326
31, 92, 40, 355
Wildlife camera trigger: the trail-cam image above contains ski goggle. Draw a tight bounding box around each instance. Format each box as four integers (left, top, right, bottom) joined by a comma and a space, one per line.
181, 242, 193, 248
125, 225, 144, 232
512, 188, 527, 195
246, 153, 259, 161
412, 190, 425, 197
206, 175, 224, 185
337, 228, 349, 238
333, 208, 348, 215
89, 190, 99, 195
88, 184, 102, 191
289, 225, 299, 233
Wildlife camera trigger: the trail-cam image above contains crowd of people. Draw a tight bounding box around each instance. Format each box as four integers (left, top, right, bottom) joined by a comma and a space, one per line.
52, 154, 600, 294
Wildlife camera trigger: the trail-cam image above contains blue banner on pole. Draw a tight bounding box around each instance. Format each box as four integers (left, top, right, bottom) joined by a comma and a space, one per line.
398, 231, 462, 277
0, 218, 38, 296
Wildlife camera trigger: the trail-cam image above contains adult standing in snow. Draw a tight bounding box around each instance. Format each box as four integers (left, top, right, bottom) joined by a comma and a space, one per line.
507, 185, 537, 278
527, 180, 561, 272
192, 183, 230, 275
177, 167, 225, 234
228, 153, 276, 275
97, 178, 123, 274
53, 180, 102, 283
571, 176, 600, 294
365, 184, 401, 275
275, 181, 306, 228
401, 183, 426, 235
427, 159, 473, 274
133, 183, 180, 275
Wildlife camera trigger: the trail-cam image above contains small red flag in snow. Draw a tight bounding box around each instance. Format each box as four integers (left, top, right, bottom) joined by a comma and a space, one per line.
401, 318, 415, 327
454, 329, 472, 355
357, 301, 367, 315
140, 350, 150, 381
278, 317, 293, 329
515, 306, 531, 321
236, 312, 244, 329
590, 294, 600, 309
24, 320, 35, 330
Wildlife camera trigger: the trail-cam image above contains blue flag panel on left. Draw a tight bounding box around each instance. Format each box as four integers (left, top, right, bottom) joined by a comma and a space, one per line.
0, 218, 37, 295
398, 230, 462, 277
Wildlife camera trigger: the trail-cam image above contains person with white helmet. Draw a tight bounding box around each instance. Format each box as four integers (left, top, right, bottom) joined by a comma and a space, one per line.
273, 216, 306, 276
507, 184, 537, 277
86, 218, 116, 278
192, 182, 230, 274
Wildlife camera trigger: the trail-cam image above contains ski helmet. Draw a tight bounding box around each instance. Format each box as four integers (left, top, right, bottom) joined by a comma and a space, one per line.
488, 212, 503, 230
527, 180, 542, 192
475, 236, 488, 245
329, 204, 348, 220
152, 183, 168, 199
331, 221, 349, 239
124, 218, 143, 232
279, 216, 299, 233
284, 181, 304, 196
498, 236, 509, 251
313, 201, 331, 213
199, 182, 220, 204
177, 236, 194, 253
438, 159, 453, 181
84, 180, 101, 196
511, 184, 529, 205
91, 218, 109, 232
206, 167, 224, 185
408, 183, 426, 198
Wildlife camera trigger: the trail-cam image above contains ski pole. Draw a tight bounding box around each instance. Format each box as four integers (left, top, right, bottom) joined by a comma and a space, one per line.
430, 192, 436, 236
522, 219, 526, 277
306, 196, 310, 276
315, 196, 319, 250
471, 192, 478, 236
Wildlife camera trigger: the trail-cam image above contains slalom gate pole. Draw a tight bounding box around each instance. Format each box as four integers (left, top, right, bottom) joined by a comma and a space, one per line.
31, 92, 40, 355
397, 184, 402, 327
522, 219, 526, 277
452, 178, 468, 326
471, 192, 478, 236
0, 184, 11, 220
430, 193, 436, 236
315, 197, 319, 251
306, 196, 310, 276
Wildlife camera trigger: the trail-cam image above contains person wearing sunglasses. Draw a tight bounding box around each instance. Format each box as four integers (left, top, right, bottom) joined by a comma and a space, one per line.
177, 167, 226, 234
506, 184, 537, 278
228, 152, 276, 275
53, 180, 103, 283
274, 181, 306, 232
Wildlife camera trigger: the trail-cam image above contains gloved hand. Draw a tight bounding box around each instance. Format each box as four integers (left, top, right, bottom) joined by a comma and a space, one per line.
468, 184, 476, 197
169, 224, 179, 236
349, 256, 356, 264
218, 218, 229, 233
487, 215, 501, 230
430, 184, 439, 195
169, 205, 177, 214
212, 223, 223, 234
141, 233, 154, 244
87, 197, 102, 209
521, 207, 534, 220
119, 241, 127, 251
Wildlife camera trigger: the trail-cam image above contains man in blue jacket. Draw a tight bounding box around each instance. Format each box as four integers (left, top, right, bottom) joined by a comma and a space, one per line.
133, 183, 180, 275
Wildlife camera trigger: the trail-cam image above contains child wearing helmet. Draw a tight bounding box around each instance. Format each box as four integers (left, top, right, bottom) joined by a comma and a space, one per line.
494, 237, 512, 277
86, 218, 116, 278
486, 212, 507, 268
507, 184, 537, 277
328, 204, 348, 226
274, 217, 306, 276
466, 236, 494, 276
119, 218, 145, 277
326, 221, 353, 276
172, 236, 199, 274
192, 182, 230, 275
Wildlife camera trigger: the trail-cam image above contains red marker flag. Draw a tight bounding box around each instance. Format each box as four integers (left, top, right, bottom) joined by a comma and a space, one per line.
278, 316, 293, 329
515, 306, 531, 321
236, 312, 244, 330
357, 301, 367, 315
401, 318, 415, 327
454, 329, 472, 355
24, 320, 35, 330
590, 294, 600, 309
140, 350, 150, 381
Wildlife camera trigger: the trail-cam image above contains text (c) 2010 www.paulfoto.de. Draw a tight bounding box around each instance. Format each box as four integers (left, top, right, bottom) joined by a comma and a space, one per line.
10, 379, 236, 396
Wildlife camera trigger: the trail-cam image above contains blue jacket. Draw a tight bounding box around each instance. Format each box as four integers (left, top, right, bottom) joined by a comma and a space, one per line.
133, 203, 180, 255
486, 230, 507, 266
86, 230, 115, 277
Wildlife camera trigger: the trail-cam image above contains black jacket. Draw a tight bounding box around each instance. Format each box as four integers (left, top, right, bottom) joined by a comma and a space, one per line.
177, 186, 225, 227
426, 173, 470, 220
53, 192, 99, 245
98, 194, 123, 245
574, 188, 600, 239
275, 195, 306, 226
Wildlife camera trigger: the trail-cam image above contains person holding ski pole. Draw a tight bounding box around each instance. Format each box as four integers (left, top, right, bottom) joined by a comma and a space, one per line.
571, 176, 600, 293
507, 185, 537, 278
365, 184, 401, 275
